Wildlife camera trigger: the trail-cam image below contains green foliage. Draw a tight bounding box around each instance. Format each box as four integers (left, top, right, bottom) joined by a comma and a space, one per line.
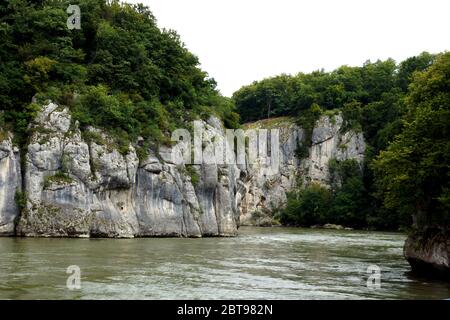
294, 142, 309, 160
24, 56, 57, 91
180, 165, 199, 187
0, 112, 7, 141
340, 101, 362, 133
233, 54, 435, 148
280, 183, 332, 226
14, 190, 27, 212
295, 103, 323, 159
0, 0, 237, 153
373, 52, 450, 230
279, 155, 416, 230
233, 57, 427, 123
233, 74, 297, 122
186, 165, 200, 187
297, 103, 323, 135
43, 171, 74, 189
396, 52, 435, 91
209, 95, 240, 129
328, 159, 368, 228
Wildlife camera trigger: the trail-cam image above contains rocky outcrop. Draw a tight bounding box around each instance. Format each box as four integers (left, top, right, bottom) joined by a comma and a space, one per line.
14, 102, 241, 238
404, 229, 450, 278
238, 118, 302, 225
305, 115, 365, 185
0, 103, 367, 237
0, 135, 21, 235
239, 115, 366, 226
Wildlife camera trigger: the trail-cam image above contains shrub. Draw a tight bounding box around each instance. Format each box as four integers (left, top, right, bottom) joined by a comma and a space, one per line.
15, 190, 27, 212
295, 103, 323, 159
43, 171, 73, 189
280, 183, 332, 226
185, 165, 200, 187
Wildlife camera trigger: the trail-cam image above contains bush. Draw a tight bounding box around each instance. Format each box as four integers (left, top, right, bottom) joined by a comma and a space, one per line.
280, 183, 332, 226
15, 190, 27, 212
295, 103, 323, 159
280, 160, 369, 228
328, 159, 368, 228
340, 100, 362, 133
180, 165, 200, 187
43, 171, 73, 189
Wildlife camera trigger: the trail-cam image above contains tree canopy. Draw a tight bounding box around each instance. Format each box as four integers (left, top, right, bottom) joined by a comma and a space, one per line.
373, 52, 450, 230
0, 0, 239, 153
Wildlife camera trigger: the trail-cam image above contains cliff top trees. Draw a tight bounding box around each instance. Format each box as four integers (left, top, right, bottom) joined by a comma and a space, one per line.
0, 0, 238, 150
233, 53, 435, 124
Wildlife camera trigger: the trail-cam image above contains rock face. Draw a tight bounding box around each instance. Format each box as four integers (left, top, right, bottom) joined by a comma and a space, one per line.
0, 103, 366, 237
14, 102, 241, 237
0, 135, 21, 235
238, 118, 303, 226
239, 116, 366, 225
305, 115, 365, 185
404, 229, 450, 278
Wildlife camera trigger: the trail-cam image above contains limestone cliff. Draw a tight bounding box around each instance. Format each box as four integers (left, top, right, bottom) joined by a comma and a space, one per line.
239, 116, 366, 226
0, 135, 21, 235
0, 103, 366, 237
9, 102, 241, 237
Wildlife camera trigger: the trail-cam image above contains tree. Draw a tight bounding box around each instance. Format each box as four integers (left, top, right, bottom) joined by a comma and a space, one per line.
396, 52, 435, 92
280, 183, 332, 226
373, 52, 450, 229
328, 159, 368, 228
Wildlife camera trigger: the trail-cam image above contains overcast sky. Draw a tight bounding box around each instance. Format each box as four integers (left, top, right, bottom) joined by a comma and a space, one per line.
128, 0, 449, 97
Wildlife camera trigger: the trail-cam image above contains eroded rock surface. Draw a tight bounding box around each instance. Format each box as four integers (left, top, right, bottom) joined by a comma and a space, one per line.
404, 229, 450, 277
239, 116, 366, 226
0, 135, 21, 235
1, 103, 367, 237
15, 103, 241, 237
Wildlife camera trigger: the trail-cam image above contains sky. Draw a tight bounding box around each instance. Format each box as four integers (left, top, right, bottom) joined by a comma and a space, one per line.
128, 0, 450, 97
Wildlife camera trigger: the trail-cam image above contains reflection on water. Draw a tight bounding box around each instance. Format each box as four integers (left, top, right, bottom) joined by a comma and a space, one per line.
0, 227, 448, 299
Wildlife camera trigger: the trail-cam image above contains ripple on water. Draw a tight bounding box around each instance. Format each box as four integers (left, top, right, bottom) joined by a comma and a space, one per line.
0, 227, 449, 299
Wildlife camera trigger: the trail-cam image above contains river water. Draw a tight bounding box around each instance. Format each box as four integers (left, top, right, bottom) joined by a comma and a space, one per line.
0, 227, 448, 300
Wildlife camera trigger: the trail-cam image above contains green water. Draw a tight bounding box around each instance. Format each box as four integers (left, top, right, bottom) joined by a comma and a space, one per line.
0, 227, 448, 299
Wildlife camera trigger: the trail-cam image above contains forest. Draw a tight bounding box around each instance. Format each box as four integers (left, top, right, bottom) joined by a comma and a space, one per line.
0, 0, 239, 158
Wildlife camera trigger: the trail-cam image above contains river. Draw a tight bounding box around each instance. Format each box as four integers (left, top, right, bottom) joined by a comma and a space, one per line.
0, 227, 448, 299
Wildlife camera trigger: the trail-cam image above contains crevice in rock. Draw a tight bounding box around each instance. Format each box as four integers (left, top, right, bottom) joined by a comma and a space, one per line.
312, 135, 335, 146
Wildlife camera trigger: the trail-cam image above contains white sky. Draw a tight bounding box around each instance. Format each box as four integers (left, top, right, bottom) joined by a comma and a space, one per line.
127, 0, 450, 97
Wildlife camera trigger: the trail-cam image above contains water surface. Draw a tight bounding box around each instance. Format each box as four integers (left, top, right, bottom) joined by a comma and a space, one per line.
0, 227, 448, 299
